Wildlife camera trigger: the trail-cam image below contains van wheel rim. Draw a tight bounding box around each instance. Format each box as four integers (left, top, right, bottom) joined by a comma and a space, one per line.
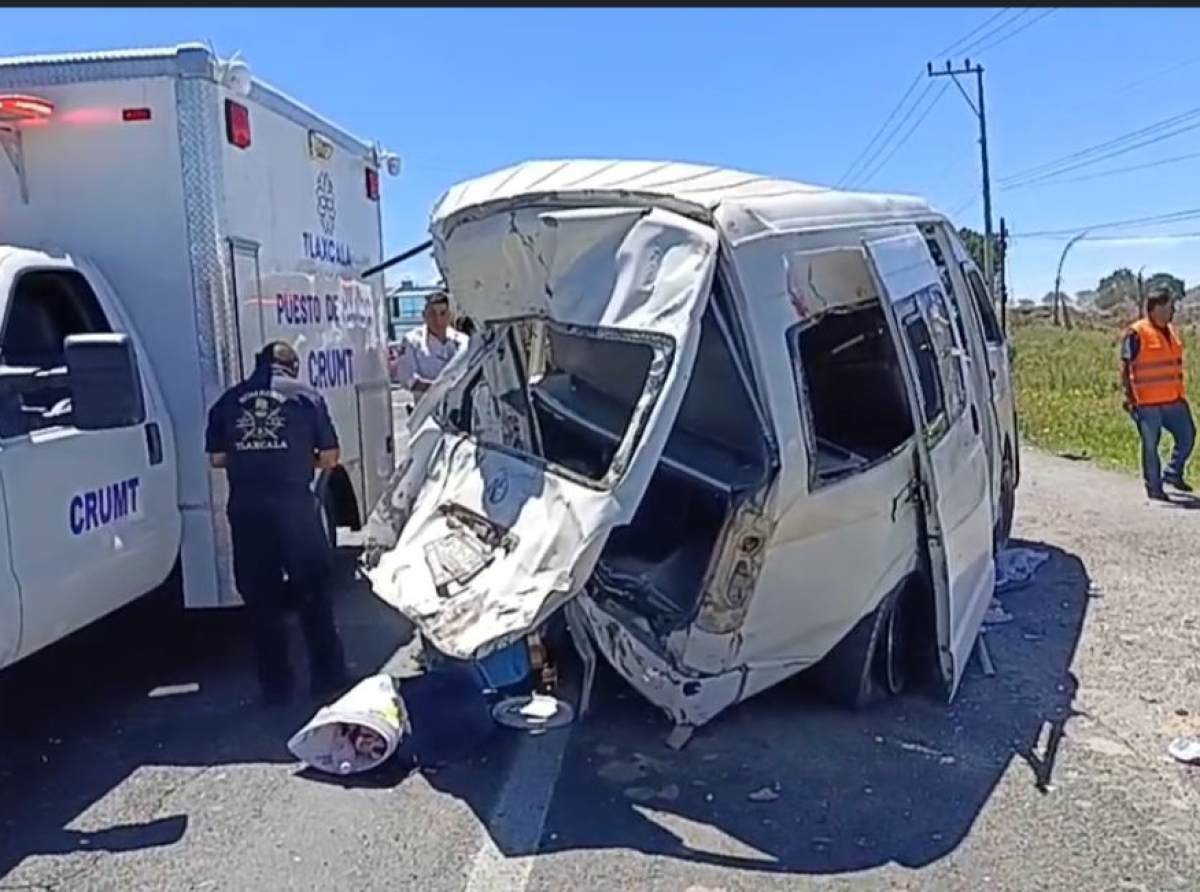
882, 603, 907, 696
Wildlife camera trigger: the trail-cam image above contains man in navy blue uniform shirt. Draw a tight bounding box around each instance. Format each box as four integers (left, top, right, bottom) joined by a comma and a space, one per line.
205, 341, 348, 705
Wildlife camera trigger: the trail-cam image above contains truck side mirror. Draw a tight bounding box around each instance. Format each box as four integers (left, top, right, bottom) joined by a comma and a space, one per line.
65, 333, 146, 431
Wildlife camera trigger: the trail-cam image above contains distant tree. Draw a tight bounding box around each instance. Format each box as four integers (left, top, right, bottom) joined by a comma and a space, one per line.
1075, 289, 1098, 307
1095, 268, 1138, 311
1040, 291, 1058, 306
1144, 272, 1185, 300
1016, 298, 1034, 309
958, 227, 987, 272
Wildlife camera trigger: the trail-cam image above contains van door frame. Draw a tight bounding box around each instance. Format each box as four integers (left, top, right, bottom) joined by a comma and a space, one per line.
860, 225, 997, 697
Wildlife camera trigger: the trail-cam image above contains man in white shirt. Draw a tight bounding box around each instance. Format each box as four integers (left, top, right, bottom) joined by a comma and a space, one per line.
393, 290, 468, 400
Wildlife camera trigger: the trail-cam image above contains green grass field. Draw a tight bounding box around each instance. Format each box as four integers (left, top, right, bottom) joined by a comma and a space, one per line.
1012, 322, 1200, 478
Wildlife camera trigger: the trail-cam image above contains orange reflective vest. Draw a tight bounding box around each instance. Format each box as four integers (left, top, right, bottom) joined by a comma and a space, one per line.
1126, 317, 1185, 407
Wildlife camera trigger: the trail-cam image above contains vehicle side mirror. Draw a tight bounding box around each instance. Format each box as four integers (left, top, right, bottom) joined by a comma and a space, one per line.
65, 333, 146, 431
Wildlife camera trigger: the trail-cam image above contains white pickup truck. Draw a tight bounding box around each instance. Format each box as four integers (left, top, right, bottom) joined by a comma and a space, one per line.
0, 44, 397, 673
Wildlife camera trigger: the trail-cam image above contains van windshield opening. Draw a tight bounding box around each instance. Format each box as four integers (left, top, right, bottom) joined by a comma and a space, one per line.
439, 321, 663, 485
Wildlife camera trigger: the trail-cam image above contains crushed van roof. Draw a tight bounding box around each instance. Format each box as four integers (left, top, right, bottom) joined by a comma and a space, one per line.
431, 159, 941, 243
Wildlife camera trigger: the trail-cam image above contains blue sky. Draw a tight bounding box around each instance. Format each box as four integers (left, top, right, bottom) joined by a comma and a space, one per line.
3, 7, 1199, 301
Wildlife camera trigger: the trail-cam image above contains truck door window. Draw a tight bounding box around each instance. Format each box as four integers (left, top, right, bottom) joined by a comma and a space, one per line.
0, 269, 113, 436
963, 266, 1004, 345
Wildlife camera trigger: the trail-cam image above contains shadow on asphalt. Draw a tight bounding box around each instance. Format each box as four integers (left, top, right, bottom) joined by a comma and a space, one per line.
426, 537, 1092, 878
0, 548, 412, 882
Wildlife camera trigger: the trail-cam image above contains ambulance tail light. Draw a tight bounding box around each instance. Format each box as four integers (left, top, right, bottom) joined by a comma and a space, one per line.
122, 107, 152, 123
0, 94, 54, 123
225, 99, 251, 150
365, 167, 380, 201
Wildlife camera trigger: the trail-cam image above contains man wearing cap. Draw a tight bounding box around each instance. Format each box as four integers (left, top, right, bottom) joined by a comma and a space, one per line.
205, 341, 349, 706
393, 290, 469, 401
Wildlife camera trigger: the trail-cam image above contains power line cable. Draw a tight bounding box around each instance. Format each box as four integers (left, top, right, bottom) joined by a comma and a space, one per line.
856, 81, 952, 187
1012, 206, 1200, 239
837, 9, 1021, 188
933, 8, 1017, 58
969, 8, 1058, 56
1015, 230, 1200, 243
998, 104, 1200, 186
835, 74, 925, 188
1057, 52, 1200, 119
1005, 148, 1200, 191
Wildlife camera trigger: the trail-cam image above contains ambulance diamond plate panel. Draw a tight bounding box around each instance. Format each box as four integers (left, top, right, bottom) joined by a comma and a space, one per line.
0, 48, 189, 89
175, 74, 239, 605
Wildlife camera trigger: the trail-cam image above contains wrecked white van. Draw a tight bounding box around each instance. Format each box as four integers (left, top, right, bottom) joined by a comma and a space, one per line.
364, 160, 1020, 745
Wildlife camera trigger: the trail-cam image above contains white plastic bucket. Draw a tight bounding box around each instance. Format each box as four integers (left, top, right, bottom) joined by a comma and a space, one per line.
287, 674, 410, 776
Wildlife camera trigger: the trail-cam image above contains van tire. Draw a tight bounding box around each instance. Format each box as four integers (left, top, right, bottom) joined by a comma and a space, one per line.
873, 593, 909, 698
994, 445, 1016, 551
812, 579, 912, 709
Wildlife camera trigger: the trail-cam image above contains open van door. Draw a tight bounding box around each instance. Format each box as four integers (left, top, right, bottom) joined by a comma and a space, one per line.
861, 225, 996, 698
369, 206, 718, 661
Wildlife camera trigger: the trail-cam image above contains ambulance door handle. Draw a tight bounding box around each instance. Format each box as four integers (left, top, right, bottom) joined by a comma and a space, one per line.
145, 422, 164, 466
969, 405, 980, 435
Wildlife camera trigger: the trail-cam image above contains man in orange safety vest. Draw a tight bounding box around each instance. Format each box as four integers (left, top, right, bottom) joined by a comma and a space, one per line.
1120, 287, 1195, 501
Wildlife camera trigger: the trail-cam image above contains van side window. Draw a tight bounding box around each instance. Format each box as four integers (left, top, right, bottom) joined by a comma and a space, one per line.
0, 269, 113, 436
963, 266, 1004, 345
922, 231, 972, 357
899, 298, 946, 429
921, 285, 967, 422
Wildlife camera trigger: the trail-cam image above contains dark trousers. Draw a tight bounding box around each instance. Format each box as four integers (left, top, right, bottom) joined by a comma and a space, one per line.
1133, 399, 1196, 495
228, 493, 345, 696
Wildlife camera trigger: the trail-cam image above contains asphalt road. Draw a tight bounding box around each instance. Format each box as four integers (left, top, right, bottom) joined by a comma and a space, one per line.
3, 447, 1200, 891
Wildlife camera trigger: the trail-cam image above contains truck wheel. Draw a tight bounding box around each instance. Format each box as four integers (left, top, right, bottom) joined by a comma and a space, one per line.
994, 446, 1016, 551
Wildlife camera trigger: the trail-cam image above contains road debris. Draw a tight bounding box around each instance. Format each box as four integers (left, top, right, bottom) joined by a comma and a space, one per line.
1167, 737, 1200, 765
491, 692, 575, 732
748, 784, 781, 802
995, 547, 1050, 595
287, 674, 410, 776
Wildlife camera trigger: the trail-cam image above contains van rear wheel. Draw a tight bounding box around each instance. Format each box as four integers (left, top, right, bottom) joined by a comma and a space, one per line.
994, 447, 1016, 551
813, 581, 915, 708
873, 596, 909, 698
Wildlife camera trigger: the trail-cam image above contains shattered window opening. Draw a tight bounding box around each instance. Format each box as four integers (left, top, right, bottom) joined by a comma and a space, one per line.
437, 318, 669, 488
962, 265, 1005, 346
790, 300, 917, 488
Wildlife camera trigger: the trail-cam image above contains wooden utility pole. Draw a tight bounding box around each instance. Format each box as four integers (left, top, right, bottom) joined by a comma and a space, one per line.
928, 59, 995, 298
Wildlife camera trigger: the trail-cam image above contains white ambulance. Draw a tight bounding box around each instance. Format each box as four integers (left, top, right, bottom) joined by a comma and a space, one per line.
0, 44, 396, 673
